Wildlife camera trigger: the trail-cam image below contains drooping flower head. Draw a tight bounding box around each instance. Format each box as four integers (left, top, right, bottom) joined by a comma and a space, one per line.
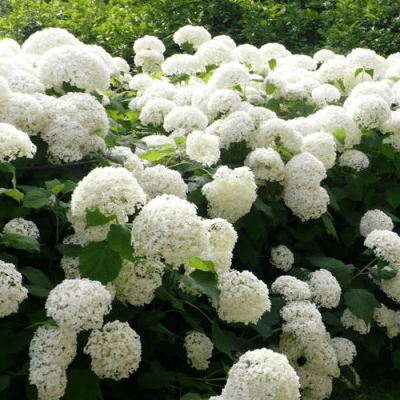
0, 122, 36, 162
184, 331, 213, 370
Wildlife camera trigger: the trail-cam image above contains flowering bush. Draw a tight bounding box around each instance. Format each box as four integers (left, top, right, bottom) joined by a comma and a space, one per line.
0, 24, 400, 400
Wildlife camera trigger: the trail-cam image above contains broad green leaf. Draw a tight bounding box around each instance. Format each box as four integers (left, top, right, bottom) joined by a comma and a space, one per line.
368, 265, 397, 281
185, 257, 215, 274
179, 392, 205, 400
306, 256, 354, 287
86, 208, 117, 228
21, 267, 53, 289
79, 242, 122, 284
354, 67, 364, 78
212, 320, 232, 359
45, 179, 64, 194
179, 270, 219, 303
333, 128, 346, 146
251, 312, 273, 339
266, 81, 278, 95
107, 223, 135, 262
56, 244, 83, 257
0, 162, 15, 176
321, 213, 339, 240
139, 149, 173, 162
65, 368, 103, 400
385, 186, 400, 210
380, 143, 395, 160
155, 285, 185, 311
1, 188, 24, 202
61, 180, 77, 194
0, 233, 40, 252
254, 198, 274, 218
22, 189, 52, 209
268, 58, 277, 71
344, 288, 381, 323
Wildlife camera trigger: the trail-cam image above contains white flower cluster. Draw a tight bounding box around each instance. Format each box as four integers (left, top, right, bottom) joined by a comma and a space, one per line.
244, 147, 285, 182
70, 166, 146, 241
217, 269, 271, 325
131, 194, 210, 268
0, 122, 36, 162
184, 331, 213, 370
59, 234, 89, 279
84, 320, 141, 380
340, 308, 370, 334
270, 245, 295, 271
360, 209, 394, 237
185, 130, 220, 166
173, 25, 212, 50
272, 276, 311, 302
0, 260, 28, 317
133, 35, 165, 74
45, 279, 112, 332
339, 149, 369, 170
329, 337, 357, 366
216, 348, 300, 400
202, 166, 257, 223
364, 230, 400, 268
308, 269, 341, 309
3, 218, 40, 239
373, 303, 400, 338
114, 259, 165, 306
29, 326, 77, 400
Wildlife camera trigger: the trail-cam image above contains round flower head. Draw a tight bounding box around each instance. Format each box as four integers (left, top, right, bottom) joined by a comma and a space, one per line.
260, 42, 291, 62
0, 122, 36, 162
3, 218, 39, 239
301, 131, 337, 169
0, 76, 11, 105
364, 230, 400, 267
379, 273, 400, 303
360, 209, 394, 238
244, 147, 285, 182
248, 106, 277, 128
133, 35, 165, 54
140, 98, 176, 128
45, 279, 112, 332
202, 166, 257, 223
114, 259, 164, 306
162, 54, 198, 75
173, 25, 211, 50
346, 47, 388, 81
37, 45, 110, 92
129, 73, 154, 93
232, 44, 264, 73
22, 27, 82, 55
344, 94, 391, 130
313, 49, 338, 63
217, 269, 271, 325
70, 167, 146, 241
330, 337, 357, 366
308, 269, 341, 309
135, 134, 176, 158
2, 68, 44, 95
108, 146, 144, 178
207, 89, 242, 119
185, 130, 220, 166
208, 62, 250, 89
163, 105, 208, 134
340, 308, 370, 334
350, 81, 393, 106
0, 260, 28, 317
138, 165, 188, 200
131, 194, 210, 269
0, 92, 46, 136
84, 320, 141, 380
339, 149, 369, 171
271, 276, 311, 302
270, 245, 294, 272
219, 348, 300, 400
184, 331, 213, 370
134, 50, 164, 74
29, 326, 77, 400
194, 39, 234, 70
373, 303, 400, 338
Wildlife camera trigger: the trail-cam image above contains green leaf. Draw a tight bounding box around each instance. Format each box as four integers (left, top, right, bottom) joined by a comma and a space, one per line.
22, 189, 52, 209
306, 256, 354, 287
211, 320, 233, 359
268, 58, 277, 71
385, 186, 400, 210
185, 257, 215, 274
368, 265, 397, 281
45, 179, 63, 194
344, 288, 381, 323
107, 224, 135, 262
61, 180, 77, 194
22, 266, 53, 298
179, 270, 219, 303
266, 81, 278, 95
254, 198, 274, 218
251, 312, 273, 339
137, 370, 176, 389
56, 244, 83, 257
0, 162, 15, 176
321, 213, 338, 240
179, 393, 205, 400
354, 67, 364, 78
333, 128, 346, 146
380, 142, 395, 160
0, 188, 24, 202
65, 368, 103, 400
139, 149, 173, 162
86, 208, 117, 228
79, 242, 122, 284
0, 233, 40, 252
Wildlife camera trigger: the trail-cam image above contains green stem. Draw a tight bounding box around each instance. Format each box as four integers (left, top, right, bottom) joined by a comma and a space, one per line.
182, 300, 213, 323
351, 257, 378, 281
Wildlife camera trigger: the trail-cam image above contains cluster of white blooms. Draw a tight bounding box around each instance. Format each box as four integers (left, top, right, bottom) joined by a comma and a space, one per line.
137, 165, 188, 200
339, 149, 370, 170
283, 152, 329, 221
131, 194, 210, 268
3, 218, 40, 239
163, 105, 208, 134
84, 320, 141, 380
162, 53, 198, 76
217, 349, 300, 400
217, 270, 271, 325
301, 131, 337, 169
270, 245, 295, 271
364, 230, 400, 267
202, 166, 257, 223
194, 38, 235, 70
59, 234, 89, 279
133, 35, 166, 74
311, 83, 341, 108
185, 130, 220, 166
0, 261, 28, 317
139, 98, 176, 126
204, 218, 238, 274
114, 259, 165, 306
29, 326, 77, 400
271, 276, 311, 301
173, 25, 212, 50
208, 62, 250, 88
359, 209, 394, 237
207, 88, 242, 118
373, 303, 400, 338
108, 146, 144, 177
0, 122, 36, 162
70, 167, 146, 241
340, 308, 370, 334
308, 269, 341, 308
329, 337, 357, 366
184, 331, 213, 370
244, 147, 285, 182
45, 279, 112, 332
